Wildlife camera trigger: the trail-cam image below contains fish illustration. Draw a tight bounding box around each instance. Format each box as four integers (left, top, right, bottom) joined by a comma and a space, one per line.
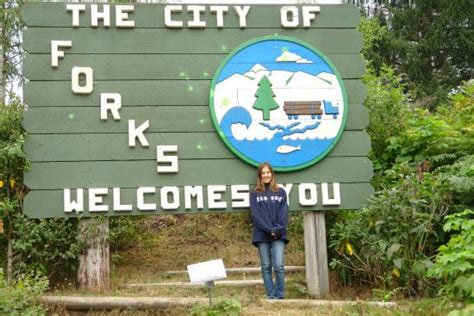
276, 145, 301, 154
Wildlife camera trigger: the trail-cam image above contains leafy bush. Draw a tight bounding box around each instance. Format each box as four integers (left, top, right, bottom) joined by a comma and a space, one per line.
438, 155, 474, 208
329, 170, 451, 296
0, 98, 28, 208
0, 98, 27, 179
429, 209, 474, 300
382, 81, 473, 174
1, 98, 82, 282
0, 268, 48, 315
190, 298, 242, 316
11, 215, 81, 280
364, 66, 411, 186
1, 98, 28, 280
383, 111, 473, 173
329, 79, 473, 297
109, 216, 143, 251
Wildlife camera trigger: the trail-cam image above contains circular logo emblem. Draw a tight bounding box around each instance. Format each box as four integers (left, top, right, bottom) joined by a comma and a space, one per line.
209, 36, 348, 172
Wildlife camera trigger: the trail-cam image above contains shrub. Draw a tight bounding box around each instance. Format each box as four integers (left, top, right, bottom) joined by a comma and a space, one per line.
0, 268, 48, 315
109, 216, 143, 251
428, 209, 474, 300
382, 81, 473, 174
363, 66, 411, 187
11, 215, 81, 280
329, 169, 451, 296
329, 79, 473, 298
190, 298, 242, 316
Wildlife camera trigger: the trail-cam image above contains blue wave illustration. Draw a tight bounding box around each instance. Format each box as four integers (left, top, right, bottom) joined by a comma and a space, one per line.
219, 108, 334, 168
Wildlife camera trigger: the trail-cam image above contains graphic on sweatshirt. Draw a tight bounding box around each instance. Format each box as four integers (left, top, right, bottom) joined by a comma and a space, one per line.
209, 36, 348, 172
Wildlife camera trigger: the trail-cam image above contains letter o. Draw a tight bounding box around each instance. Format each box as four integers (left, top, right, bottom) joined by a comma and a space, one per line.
161, 186, 180, 210
298, 183, 317, 206
71, 66, 93, 94
281, 6, 299, 28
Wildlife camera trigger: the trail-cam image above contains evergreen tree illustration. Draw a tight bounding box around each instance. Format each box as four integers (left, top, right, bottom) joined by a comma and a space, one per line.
252, 75, 280, 121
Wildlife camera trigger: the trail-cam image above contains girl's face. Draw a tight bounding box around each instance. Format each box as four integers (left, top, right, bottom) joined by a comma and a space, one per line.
260, 167, 273, 184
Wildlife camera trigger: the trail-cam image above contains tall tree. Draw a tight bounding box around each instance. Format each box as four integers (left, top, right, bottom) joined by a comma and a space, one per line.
350, 0, 473, 109
1, 0, 25, 100
253, 76, 279, 121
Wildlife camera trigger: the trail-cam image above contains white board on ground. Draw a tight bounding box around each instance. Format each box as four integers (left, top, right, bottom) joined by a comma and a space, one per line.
187, 259, 227, 284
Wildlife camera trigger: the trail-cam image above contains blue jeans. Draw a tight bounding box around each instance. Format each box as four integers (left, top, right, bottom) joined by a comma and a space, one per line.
257, 240, 286, 299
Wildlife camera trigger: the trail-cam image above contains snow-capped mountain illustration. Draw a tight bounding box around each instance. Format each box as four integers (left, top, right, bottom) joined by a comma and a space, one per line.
213, 65, 344, 141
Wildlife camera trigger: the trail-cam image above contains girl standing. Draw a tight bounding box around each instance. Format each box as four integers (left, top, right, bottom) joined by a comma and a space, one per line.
249, 162, 289, 299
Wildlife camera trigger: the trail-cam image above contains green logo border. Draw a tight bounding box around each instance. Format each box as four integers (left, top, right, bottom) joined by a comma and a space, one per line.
209, 35, 349, 172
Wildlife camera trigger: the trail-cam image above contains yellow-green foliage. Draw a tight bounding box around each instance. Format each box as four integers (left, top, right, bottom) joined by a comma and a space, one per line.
190, 298, 242, 316
0, 268, 48, 316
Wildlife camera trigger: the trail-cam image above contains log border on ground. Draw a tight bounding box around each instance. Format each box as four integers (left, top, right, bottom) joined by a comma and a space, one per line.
262, 299, 397, 308
163, 265, 305, 275
123, 279, 265, 288
40, 296, 209, 310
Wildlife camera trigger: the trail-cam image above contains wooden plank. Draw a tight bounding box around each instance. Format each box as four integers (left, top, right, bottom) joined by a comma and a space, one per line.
22, 104, 368, 134
22, 3, 360, 29
23, 28, 362, 54
24, 53, 366, 81
23, 183, 374, 218
304, 212, 318, 297
304, 212, 329, 298
23, 80, 367, 107
163, 266, 305, 275
284, 109, 324, 115
24, 131, 370, 162
24, 157, 373, 190
125, 280, 266, 288
314, 212, 330, 297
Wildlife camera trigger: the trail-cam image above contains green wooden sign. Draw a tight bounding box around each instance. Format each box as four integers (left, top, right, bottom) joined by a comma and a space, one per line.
22, 2, 372, 218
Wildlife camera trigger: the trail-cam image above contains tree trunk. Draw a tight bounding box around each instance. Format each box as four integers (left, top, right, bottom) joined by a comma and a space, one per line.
7, 239, 13, 282
77, 218, 110, 292
0, 26, 4, 104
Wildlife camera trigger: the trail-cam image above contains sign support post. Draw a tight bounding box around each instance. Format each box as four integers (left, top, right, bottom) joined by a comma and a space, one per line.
205, 281, 215, 305
303, 211, 329, 298
77, 218, 110, 291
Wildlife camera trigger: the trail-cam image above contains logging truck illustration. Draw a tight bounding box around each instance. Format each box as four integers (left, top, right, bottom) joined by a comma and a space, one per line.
283, 100, 339, 120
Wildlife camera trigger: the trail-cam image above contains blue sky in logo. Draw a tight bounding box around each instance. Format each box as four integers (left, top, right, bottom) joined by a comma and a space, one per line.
217, 40, 334, 83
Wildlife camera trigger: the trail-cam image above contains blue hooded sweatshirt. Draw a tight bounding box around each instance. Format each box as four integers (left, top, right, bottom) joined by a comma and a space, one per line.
249, 186, 289, 246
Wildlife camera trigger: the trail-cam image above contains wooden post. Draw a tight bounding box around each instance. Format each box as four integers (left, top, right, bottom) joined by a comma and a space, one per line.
303, 211, 329, 298
7, 239, 13, 283
77, 218, 110, 292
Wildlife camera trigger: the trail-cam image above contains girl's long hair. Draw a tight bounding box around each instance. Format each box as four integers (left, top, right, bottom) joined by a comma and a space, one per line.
254, 162, 279, 193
